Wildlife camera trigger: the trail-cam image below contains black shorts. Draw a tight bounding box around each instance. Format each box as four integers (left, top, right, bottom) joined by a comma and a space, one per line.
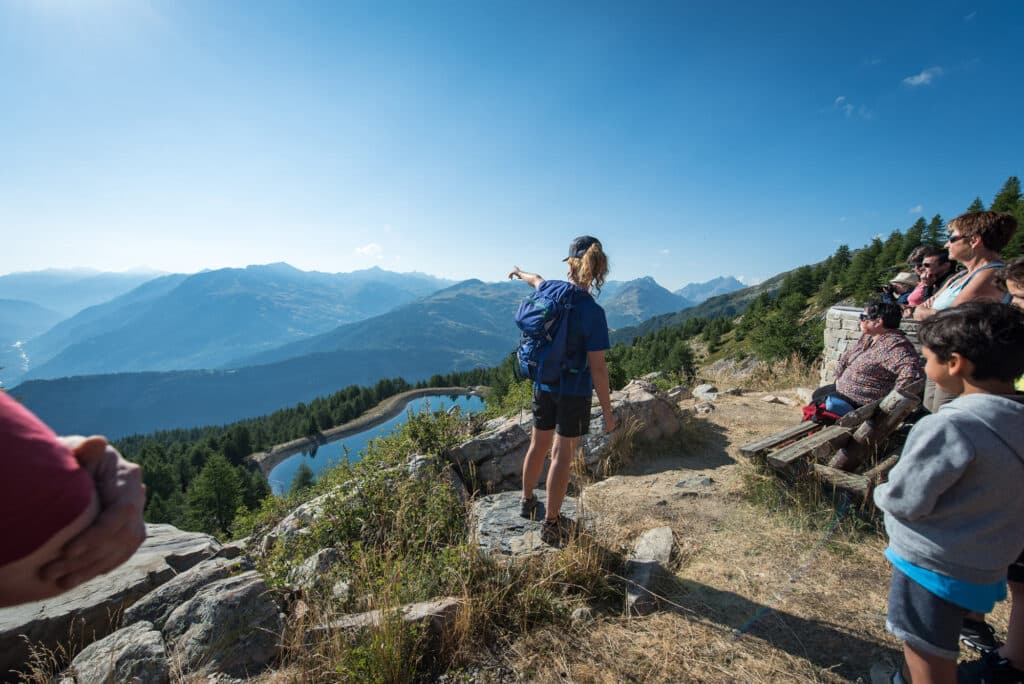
1010, 549, 1024, 584
886, 567, 967, 660
532, 389, 592, 438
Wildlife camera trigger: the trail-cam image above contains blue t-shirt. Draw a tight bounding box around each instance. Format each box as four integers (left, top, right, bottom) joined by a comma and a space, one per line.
885, 547, 1007, 613
536, 282, 610, 397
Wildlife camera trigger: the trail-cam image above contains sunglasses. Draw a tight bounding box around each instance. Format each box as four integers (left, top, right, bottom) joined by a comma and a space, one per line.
947, 234, 967, 243
859, 313, 880, 321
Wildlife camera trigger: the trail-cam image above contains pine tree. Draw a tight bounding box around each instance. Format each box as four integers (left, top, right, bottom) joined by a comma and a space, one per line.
967, 197, 986, 213
186, 453, 242, 536
923, 215, 945, 246
991, 176, 1021, 213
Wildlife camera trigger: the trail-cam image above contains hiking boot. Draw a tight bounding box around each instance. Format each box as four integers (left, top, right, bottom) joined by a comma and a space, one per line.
961, 618, 1002, 653
540, 516, 576, 545
519, 495, 539, 519
959, 650, 1024, 684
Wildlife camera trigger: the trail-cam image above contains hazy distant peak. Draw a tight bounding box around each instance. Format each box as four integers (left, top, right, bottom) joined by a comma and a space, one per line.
674, 276, 745, 304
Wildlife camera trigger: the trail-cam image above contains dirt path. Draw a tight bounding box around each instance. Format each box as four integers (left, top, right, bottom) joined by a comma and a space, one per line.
504, 390, 1010, 683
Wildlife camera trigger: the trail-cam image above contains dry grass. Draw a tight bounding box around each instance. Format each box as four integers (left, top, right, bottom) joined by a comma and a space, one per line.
700, 353, 821, 393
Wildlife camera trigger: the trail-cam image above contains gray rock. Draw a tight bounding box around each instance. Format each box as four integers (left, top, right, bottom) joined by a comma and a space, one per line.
67, 621, 169, 684
261, 487, 356, 553
695, 402, 716, 415
288, 548, 342, 591
163, 571, 283, 678
123, 556, 252, 631
641, 371, 664, 381
693, 384, 719, 401
315, 598, 462, 638
721, 387, 744, 396
447, 417, 531, 493
675, 475, 714, 490
666, 386, 692, 400
472, 491, 579, 558
0, 525, 219, 679
449, 381, 685, 493
624, 527, 675, 615
213, 538, 249, 560
580, 380, 685, 476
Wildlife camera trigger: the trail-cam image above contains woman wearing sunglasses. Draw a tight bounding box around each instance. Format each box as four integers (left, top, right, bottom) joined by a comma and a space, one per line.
913, 211, 1017, 413
913, 211, 1016, 323
811, 301, 923, 431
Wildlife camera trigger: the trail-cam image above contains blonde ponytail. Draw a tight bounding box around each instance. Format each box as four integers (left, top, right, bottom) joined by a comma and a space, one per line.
568, 242, 609, 295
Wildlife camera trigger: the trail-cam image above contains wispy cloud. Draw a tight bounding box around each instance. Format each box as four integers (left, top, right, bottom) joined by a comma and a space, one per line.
831, 96, 873, 120
909, 205, 924, 214
659, 249, 670, 255
354, 242, 382, 257
964, 11, 977, 21
864, 57, 884, 67
903, 67, 943, 87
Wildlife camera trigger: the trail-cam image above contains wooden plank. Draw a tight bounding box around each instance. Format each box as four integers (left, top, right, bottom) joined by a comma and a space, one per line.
864, 453, 900, 483
739, 422, 821, 459
767, 425, 852, 471
837, 399, 880, 428
812, 464, 870, 497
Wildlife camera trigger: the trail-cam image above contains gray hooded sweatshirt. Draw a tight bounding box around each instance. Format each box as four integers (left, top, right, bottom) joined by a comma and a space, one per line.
873, 392, 1024, 584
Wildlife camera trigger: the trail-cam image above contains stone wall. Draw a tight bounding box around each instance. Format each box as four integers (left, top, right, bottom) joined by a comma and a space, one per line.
820, 306, 920, 385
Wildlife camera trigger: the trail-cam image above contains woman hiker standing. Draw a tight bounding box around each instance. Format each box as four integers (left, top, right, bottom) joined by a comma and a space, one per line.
509, 235, 616, 544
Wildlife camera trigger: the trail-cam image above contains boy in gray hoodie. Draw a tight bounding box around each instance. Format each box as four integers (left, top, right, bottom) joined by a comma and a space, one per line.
873, 302, 1024, 684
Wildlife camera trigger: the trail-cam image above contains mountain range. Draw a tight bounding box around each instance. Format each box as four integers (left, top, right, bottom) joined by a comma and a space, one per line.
0, 268, 162, 317
4, 264, 453, 387
6, 266, 746, 437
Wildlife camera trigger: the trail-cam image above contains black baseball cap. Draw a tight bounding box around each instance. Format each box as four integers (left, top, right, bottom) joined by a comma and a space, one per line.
563, 235, 601, 261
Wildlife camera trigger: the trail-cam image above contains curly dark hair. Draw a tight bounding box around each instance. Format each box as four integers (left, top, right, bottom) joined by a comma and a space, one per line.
918, 302, 1024, 382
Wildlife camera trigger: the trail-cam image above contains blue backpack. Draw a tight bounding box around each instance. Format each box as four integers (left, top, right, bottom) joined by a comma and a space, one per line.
514, 280, 583, 385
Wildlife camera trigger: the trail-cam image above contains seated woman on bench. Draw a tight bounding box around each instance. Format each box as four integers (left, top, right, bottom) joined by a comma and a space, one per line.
815, 301, 924, 416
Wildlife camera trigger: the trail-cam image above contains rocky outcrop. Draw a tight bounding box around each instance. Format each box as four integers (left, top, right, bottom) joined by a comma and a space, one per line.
122, 556, 252, 630
448, 380, 685, 494
472, 491, 579, 559
0, 524, 220, 681
66, 621, 169, 684
163, 571, 283, 678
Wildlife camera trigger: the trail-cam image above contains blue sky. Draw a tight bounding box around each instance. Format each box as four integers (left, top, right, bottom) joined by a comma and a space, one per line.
2, 1, 1021, 290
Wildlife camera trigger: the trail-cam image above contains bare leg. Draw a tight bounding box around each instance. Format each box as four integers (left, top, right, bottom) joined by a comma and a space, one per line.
522, 427, 555, 501
544, 434, 579, 520
903, 642, 957, 684
1000, 581, 1024, 668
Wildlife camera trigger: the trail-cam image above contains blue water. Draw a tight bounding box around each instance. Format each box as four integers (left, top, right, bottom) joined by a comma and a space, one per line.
268, 394, 485, 495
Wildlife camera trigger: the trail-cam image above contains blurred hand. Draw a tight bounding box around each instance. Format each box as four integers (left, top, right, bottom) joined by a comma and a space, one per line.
508, 266, 521, 280
603, 412, 617, 434
40, 436, 147, 590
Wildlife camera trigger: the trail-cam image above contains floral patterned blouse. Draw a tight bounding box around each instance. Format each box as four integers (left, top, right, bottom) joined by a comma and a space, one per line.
834, 331, 924, 407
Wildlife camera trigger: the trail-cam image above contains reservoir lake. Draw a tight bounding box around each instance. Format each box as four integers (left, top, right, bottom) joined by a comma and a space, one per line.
268, 394, 485, 495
